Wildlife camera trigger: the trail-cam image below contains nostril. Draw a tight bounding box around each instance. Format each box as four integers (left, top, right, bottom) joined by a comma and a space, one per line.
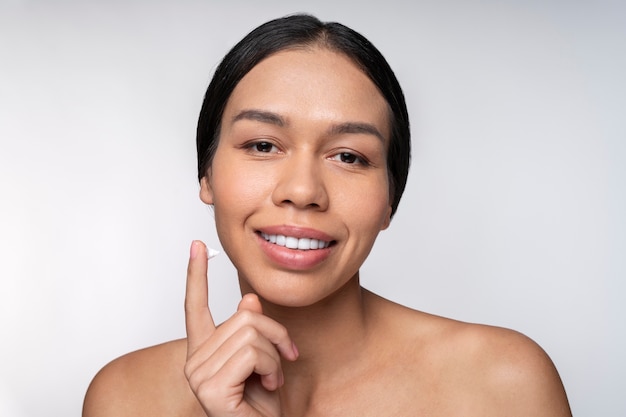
272, 170, 329, 210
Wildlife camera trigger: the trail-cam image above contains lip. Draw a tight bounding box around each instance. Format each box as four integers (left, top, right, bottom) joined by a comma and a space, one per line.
255, 225, 335, 270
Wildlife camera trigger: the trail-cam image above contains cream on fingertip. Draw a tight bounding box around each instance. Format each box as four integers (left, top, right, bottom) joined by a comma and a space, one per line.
207, 247, 220, 259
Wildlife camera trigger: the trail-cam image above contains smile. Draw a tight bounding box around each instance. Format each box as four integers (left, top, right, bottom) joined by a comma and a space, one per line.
260, 232, 331, 250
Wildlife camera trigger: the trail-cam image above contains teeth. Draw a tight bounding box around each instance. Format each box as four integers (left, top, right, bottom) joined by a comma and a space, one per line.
286, 236, 298, 249
261, 233, 330, 250
297, 238, 310, 250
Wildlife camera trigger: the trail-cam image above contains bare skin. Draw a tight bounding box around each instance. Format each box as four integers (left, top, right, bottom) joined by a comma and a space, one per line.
83, 242, 571, 417
83, 48, 571, 417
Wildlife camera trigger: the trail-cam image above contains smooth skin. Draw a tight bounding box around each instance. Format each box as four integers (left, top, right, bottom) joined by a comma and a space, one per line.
83, 48, 572, 417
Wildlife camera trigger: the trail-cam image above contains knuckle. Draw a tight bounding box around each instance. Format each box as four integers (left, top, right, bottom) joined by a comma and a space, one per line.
185, 359, 218, 391
183, 363, 192, 379
184, 303, 200, 316
183, 361, 196, 380
239, 325, 260, 342
236, 309, 255, 324
276, 323, 289, 340
196, 379, 219, 402
186, 368, 206, 389
239, 344, 260, 362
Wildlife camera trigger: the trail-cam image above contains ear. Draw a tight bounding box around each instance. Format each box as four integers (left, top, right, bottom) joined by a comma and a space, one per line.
380, 205, 392, 231
199, 175, 214, 205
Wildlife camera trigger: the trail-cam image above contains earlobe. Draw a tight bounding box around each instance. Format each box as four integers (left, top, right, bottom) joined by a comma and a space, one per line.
380, 205, 392, 230
199, 176, 214, 205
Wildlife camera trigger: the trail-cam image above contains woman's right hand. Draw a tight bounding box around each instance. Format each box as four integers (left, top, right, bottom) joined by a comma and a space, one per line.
184, 241, 299, 417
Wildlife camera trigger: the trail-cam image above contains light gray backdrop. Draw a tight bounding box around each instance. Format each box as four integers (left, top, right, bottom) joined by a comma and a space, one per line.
1, 0, 624, 415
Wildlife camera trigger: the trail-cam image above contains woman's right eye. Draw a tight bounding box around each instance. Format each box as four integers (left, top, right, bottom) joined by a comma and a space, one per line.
244, 140, 279, 154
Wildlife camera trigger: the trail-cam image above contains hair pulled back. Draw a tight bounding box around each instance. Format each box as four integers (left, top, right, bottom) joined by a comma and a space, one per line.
197, 14, 410, 217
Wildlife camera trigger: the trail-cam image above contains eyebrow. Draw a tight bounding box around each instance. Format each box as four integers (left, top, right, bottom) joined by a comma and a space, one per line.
328, 122, 385, 143
231, 109, 286, 127
231, 109, 385, 143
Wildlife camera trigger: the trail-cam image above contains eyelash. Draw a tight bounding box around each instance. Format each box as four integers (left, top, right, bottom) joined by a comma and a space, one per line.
244, 140, 280, 154
329, 151, 370, 166
243, 140, 371, 167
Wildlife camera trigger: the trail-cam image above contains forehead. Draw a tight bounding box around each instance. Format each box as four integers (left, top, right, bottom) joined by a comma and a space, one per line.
223, 48, 391, 138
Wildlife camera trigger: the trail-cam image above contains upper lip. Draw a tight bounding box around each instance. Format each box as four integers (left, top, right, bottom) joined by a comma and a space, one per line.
257, 225, 335, 242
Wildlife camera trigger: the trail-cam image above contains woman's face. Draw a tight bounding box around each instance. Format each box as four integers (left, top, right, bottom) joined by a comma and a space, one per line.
200, 47, 392, 307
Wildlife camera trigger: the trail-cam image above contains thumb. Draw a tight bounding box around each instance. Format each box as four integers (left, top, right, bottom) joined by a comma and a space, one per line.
237, 293, 263, 314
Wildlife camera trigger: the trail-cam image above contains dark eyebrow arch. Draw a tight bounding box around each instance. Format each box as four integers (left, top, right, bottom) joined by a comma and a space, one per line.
231, 109, 286, 127
328, 122, 385, 143
231, 109, 385, 143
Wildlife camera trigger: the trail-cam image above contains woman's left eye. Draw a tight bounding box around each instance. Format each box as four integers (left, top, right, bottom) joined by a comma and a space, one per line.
257, 142, 276, 152
330, 152, 368, 165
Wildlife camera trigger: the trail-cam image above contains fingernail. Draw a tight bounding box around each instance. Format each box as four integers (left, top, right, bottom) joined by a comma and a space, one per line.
292, 341, 299, 359
190, 240, 201, 259
207, 247, 220, 260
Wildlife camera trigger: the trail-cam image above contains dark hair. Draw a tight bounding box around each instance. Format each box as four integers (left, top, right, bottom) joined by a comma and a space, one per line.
197, 14, 410, 217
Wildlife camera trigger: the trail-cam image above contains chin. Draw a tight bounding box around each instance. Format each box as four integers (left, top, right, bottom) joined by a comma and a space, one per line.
248, 281, 325, 308
241, 271, 358, 310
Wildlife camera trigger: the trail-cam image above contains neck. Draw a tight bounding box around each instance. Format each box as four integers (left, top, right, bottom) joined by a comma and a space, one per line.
255, 274, 373, 381
239, 273, 382, 415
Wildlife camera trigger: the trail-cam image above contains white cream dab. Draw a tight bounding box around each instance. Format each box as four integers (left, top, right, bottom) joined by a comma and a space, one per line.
208, 247, 220, 259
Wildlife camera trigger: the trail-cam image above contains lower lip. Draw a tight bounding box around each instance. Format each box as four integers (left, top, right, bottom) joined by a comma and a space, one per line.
256, 233, 333, 270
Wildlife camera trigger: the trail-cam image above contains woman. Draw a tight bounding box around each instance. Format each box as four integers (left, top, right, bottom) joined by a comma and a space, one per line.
83, 14, 571, 417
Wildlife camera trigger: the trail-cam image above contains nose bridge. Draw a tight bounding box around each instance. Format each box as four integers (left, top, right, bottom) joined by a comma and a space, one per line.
272, 150, 328, 210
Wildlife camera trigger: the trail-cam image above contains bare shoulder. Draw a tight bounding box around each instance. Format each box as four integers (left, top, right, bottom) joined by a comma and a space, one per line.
82, 338, 202, 417
424, 314, 571, 416
450, 323, 571, 415
369, 293, 572, 416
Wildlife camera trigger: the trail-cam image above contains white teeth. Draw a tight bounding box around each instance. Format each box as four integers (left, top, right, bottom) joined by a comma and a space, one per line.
261, 233, 330, 250
297, 238, 310, 250
285, 236, 298, 249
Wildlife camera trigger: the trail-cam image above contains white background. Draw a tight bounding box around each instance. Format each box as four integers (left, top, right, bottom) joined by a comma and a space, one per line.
1, 0, 624, 415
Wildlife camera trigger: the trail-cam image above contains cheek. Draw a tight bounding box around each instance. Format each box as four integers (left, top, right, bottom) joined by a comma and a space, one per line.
210, 155, 273, 215
334, 175, 391, 230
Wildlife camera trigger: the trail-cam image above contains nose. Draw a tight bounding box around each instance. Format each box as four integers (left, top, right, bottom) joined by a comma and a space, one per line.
271, 153, 329, 211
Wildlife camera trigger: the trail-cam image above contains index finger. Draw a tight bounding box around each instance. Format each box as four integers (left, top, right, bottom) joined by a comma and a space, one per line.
185, 240, 216, 357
